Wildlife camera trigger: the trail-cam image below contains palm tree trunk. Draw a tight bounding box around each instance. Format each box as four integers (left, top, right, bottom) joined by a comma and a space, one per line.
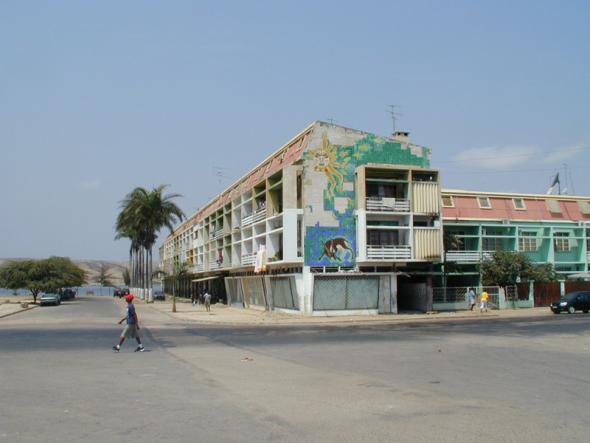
148, 248, 153, 303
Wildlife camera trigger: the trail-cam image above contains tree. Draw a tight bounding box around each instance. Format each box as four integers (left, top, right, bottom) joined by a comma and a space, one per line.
481, 250, 557, 287
122, 268, 131, 287
94, 263, 114, 287
0, 257, 86, 304
115, 185, 185, 302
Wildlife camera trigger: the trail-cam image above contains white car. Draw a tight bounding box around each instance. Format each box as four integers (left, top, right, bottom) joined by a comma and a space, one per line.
39, 292, 61, 306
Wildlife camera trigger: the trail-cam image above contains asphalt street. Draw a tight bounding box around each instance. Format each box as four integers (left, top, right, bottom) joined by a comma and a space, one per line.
1, 296, 589, 443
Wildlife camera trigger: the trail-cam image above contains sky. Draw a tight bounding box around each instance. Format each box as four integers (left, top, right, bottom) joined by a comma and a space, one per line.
1, 0, 589, 260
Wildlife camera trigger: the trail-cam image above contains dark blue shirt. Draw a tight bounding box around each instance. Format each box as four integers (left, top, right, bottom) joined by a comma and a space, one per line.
126, 304, 137, 325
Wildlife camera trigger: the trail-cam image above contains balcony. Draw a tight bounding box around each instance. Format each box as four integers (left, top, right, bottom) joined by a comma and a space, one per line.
209, 261, 222, 270
367, 245, 411, 260
211, 229, 224, 241
366, 197, 410, 212
445, 250, 493, 263
241, 253, 256, 266
242, 208, 266, 227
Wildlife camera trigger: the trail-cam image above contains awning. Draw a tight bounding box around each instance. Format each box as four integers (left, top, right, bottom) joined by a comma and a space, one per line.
192, 276, 222, 283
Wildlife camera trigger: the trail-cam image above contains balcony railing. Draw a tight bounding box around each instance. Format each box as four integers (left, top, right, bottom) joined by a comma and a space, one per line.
367, 245, 411, 260
211, 229, 224, 241
366, 197, 410, 212
445, 250, 494, 263
242, 208, 266, 227
241, 253, 256, 266
241, 214, 254, 227
192, 264, 204, 273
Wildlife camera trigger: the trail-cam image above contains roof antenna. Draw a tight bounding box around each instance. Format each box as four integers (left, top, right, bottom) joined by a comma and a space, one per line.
213, 166, 230, 193
563, 163, 575, 195
387, 105, 404, 134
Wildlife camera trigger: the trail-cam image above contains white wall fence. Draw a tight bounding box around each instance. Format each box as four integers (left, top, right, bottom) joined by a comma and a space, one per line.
432, 285, 533, 311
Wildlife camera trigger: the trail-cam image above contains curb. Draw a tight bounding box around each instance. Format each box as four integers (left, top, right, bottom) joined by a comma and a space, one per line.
0, 304, 38, 319
143, 305, 538, 328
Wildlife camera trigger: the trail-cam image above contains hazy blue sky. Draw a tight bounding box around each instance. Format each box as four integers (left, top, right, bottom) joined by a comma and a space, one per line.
1, 0, 589, 260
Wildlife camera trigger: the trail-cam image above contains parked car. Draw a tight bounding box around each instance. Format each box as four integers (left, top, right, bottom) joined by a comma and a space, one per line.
153, 290, 165, 301
40, 292, 61, 306
59, 288, 76, 300
113, 288, 130, 298
550, 291, 590, 314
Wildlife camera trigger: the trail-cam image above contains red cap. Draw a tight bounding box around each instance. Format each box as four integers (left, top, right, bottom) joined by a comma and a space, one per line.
124, 294, 134, 302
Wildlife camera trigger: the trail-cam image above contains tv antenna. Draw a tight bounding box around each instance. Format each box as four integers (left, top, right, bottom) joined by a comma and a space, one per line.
213, 166, 231, 192
387, 105, 404, 133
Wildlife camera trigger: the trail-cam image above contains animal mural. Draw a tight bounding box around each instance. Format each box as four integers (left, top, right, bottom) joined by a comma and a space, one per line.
318, 237, 355, 262
304, 125, 431, 267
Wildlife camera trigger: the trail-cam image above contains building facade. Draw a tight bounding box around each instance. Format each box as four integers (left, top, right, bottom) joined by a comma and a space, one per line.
440, 189, 590, 287
160, 121, 444, 314
161, 122, 590, 313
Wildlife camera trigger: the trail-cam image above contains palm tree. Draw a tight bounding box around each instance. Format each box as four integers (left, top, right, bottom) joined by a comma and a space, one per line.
115, 185, 185, 302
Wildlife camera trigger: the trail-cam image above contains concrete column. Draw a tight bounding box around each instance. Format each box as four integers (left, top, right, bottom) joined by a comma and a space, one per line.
391, 274, 398, 314
498, 287, 507, 310
283, 209, 299, 261
357, 209, 367, 261
302, 266, 313, 315
560, 280, 565, 296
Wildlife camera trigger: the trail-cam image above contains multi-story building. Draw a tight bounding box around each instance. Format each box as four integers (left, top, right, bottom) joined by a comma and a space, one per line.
440, 189, 590, 287
161, 121, 590, 314
161, 121, 444, 314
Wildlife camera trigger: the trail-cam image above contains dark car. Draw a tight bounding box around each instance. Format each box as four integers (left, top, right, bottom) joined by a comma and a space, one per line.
113, 288, 130, 298
153, 290, 165, 301
60, 288, 76, 300
550, 291, 590, 314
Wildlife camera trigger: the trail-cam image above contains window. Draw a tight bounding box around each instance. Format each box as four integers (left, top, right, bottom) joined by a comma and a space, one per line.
546, 199, 562, 213
482, 229, 503, 251
513, 198, 526, 210
578, 201, 590, 215
554, 232, 570, 252
518, 231, 538, 252
442, 195, 454, 207
477, 196, 492, 209
368, 230, 399, 246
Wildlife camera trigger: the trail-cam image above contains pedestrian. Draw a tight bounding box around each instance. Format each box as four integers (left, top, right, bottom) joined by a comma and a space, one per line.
112, 294, 145, 352
192, 292, 197, 307
204, 291, 211, 312
467, 287, 476, 311
480, 290, 489, 313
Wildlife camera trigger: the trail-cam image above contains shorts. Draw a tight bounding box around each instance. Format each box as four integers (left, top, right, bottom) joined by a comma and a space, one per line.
121, 324, 139, 339
480, 301, 488, 309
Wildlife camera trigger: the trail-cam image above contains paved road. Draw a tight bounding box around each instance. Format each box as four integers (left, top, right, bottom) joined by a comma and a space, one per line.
1, 296, 590, 442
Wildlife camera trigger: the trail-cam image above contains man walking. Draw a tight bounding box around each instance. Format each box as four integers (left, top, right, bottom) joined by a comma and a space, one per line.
113, 294, 145, 352
204, 291, 211, 312
480, 290, 489, 313
467, 287, 476, 311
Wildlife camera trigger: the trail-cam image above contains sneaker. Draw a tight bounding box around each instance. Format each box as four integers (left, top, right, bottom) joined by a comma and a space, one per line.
134, 345, 145, 352
112, 345, 120, 352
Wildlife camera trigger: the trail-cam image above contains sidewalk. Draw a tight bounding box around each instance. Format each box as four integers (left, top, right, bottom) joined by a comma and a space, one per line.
0, 298, 38, 318
143, 299, 553, 326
